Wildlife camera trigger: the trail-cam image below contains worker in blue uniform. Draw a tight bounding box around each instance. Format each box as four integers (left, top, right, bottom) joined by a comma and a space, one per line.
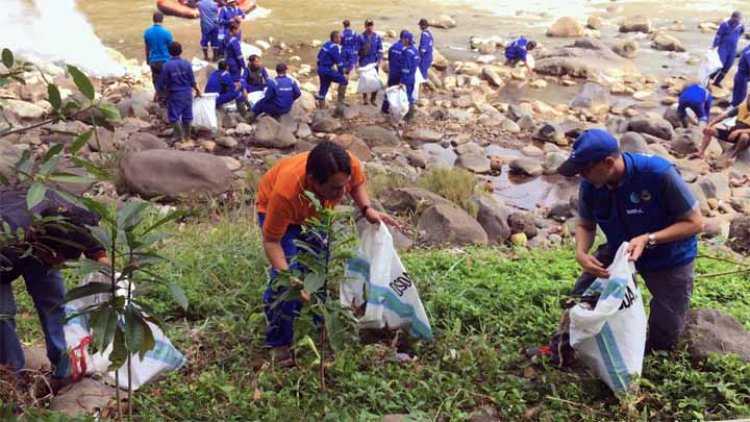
315, 30, 349, 111
418, 19, 433, 80
400, 31, 420, 121
381, 30, 406, 114
218, 0, 244, 57
677, 83, 712, 128
730, 46, 750, 107
341, 20, 359, 73
205, 59, 247, 116
198, 0, 220, 61
504, 37, 537, 74
224, 23, 248, 83
157, 42, 202, 141
248, 63, 301, 122
242, 55, 269, 94
710, 11, 744, 88
357, 19, 383, 105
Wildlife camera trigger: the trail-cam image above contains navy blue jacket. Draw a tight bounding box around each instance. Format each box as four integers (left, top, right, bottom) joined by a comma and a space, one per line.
317, 41, 345, 72
157, 57, 196, 96
264, 76, 301, 114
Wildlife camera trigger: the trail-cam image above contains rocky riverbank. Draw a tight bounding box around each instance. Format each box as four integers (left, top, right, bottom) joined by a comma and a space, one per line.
2, 12, 750, 255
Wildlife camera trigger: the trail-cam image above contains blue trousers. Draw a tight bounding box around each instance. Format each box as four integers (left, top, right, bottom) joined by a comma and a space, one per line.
258, 213, 327, 347
217, 90, 242, 107
317, 68, 348, 99
419, 57, 432, 80
167, 91, 193, 123
732, 71, 748, 107
252, 98, 290, 119
713, 47, 737, 86
200, 27, 219, 49
0, 264, 68, 378
678, 97, 712, 124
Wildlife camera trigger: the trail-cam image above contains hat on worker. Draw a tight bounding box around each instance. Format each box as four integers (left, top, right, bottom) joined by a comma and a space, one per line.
402, 31, 414, 42
557, 129, 619, 177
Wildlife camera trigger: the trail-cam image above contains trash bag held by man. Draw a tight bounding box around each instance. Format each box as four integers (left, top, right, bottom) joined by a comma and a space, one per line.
569, 242, 647, 394
699, 49, 723, 86
342, 222, 432, 340
192, 92, 218, 130
356, 63, 384, 94
384, 85, 409, 121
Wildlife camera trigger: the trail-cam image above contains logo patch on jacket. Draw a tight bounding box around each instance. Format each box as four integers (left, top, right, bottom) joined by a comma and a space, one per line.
629, 192, 640, 204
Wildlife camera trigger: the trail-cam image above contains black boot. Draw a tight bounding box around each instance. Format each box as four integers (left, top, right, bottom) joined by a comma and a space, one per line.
202, 48, 209, 62
212, 48, 219, 62
334, 85, 347, 117
362, 93, 368, 105
316, 95, 326, 109
237, 100, 248, 118
183, 122, 192, 141
370, 92, 377, 106
247, 110, 257, 123
171, 122, 184, 142
404, 104, 416, 121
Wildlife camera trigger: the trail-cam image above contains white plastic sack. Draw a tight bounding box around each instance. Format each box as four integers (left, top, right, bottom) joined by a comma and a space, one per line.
698, 49, 723, 86
191, 57, 209, 73
192, 93, 218, 130
413, 68, 427, 101
526, 53, 535, 70
385, 85, 409, 121
246, 89, 266, 108
569, 242, 647, 394
356, 63, 384, 94
342, 222, 432, 340
64, 273, 187, 391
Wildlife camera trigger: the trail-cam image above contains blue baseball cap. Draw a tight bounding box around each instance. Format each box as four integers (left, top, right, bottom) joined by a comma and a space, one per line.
402, 31, 414, 42
557, 128, 619, 177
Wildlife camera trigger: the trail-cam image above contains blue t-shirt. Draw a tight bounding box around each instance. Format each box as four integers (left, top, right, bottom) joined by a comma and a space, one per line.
144, 24, 173, 64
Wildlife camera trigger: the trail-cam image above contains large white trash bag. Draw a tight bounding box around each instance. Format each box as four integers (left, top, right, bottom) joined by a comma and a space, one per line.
192, 93, 218, 130
342, 222, 432, 340
356, 63, 384, 94
64, 273, 187, 390
246, 90, 266, 108
569, 242, 647, 394
385, 85, 409, 121
698, 49, 723, 86
413, 68, 427, 101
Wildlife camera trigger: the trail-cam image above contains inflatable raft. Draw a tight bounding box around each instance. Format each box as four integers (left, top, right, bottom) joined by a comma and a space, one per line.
156, 0, 257, 19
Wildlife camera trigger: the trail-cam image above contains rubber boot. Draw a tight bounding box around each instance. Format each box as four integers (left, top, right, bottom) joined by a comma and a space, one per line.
316, 96, 326, 109
212, 48, 220, 62
171, 122, 183, 142
370, 92, 377, 106
404, 104, 416, 122
183, 122, 192, 141
237, 100, 248, 119
202, 48, 209, 62
362, 93, 369, 105
246, 110, 257, 123
334, 85, 347, 117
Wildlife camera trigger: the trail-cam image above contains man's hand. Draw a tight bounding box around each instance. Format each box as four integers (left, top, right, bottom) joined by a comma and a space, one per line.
576, 251, 609, 279
627, 234, 649, 262
364, 207, 401, 229
194, 87, 202, 97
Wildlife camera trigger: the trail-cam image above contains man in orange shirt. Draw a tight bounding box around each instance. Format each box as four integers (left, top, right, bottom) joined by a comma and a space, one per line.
256, 141, 398, 361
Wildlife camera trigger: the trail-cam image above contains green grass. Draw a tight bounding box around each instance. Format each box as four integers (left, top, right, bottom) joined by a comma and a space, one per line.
9, 213, 750, 421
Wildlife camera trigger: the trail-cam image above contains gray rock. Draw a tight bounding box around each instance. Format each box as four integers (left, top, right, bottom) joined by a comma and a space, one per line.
507, 104, 532, 122
652, 32, 685, 52
501, 119, 521, 133
251, 116, 298, 148
663, 106, 688, 128
627, 116, 675, 140
698, 173, 731, 200
620, 15, 652, 33
0, 140, 20, 182
619, 132, 650, 154
534, 123, 566, 144
535, 39, 639, 80
671, 127, 703, 155
407, 149, 429, 168
455, 141, 483, 156
311, 112, 342, 133
543, 151, 568, 174
546, 201, 574, 222
418, 203, 488, 246
119, 150, 233, 198
606, 115, 630, 134
508, 212, 539, 238
51, 378, 117, 417
472, 195, 511, 243
612, 39, 639, 58
482, 67, 504, 88
116, 92, 153, 121
296, 122, 313, 139
682, 309, 750, 363
381, 187, 451, 214
509, 157, 543, 177
447, 108, 472, 121
215, 136, 239, 149
235, 122, 254, 136
86, 128, 116, 153
571, 82, 610, 114
547, 17, 585, 38
455, 152, 491, 174
125, 132, 168, 152
354, 125, 401, 148
332, 134, 372, 162
727, 215, 750, 254
406, 128, 444, 143
517, 115, 536, 132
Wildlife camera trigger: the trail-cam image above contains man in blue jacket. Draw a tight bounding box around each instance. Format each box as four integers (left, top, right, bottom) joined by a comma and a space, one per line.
357, 19, 383, 106
341, 20, 359, 73
157, 42, 202, 141
205, 59, 247, 116
381, 30, 406, 114
316, 30, 349, 111
198, 0, 220, 62
143, 12, 173, 104
504, 37, 536, 74
399, 31, 420, 121
677, 83, 712, 128
242, 55, 269, 94
527, 129, 703, 364
224, 23, 248, 83
418, 19, 433, 80
219, 0, 244, 57
248, 63, 301, 122
730, 46, 750, 107
710, 11, 744, 88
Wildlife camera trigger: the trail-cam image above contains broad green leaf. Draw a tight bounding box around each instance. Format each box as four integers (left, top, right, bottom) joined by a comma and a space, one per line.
117, 200, 149, 230
47, 84, 62, 110
49, 173, 96, 185
70, 258, 109, 277
42, 143, 64, 162
142, 210, 184, 234
50, 188, 84, 208
26, 182, 46, 210
91, 306, 118, 354
168, 283, 189, 311
2, 49, 13, 69
72, 157, 108, 182
81, 197, 115, 225
38, 154, 61, 177
125, 305, 156, 359
15, 150, 33, 178
70, 129, 93, 154
107, 327, 127, 371
64, 281, 112, 303
67, 65, 95, 101
304, 272, 326, 294
98, 102, 121, 121
87, 226, 112, 251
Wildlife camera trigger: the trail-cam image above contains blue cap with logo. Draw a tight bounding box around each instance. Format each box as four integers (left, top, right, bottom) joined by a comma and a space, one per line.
557, 128, 619, 177
402, 31, 414, 43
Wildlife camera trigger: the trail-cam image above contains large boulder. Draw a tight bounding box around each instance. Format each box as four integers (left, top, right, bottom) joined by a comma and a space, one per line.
482, 67, 504, 88
124, 132, 168, 152
119, 150, 233, 198
612, 39, 639, 58
353, 125, 400, 148
332, 134, 372, 162
627, 116, 675, 140
311, 112, 342, 133
671, 127, 703, 155
251, 116, 298, 148
698, 173, 731, 200
509, 157, 543, 177
571, 82, 610, 113
619, 132, 650, 153
406, 128, 444, 143
682, 309, 750, 363
651, 32, 685, 52
116, 91, 153, 121
547, 17, 585, 38
381, 187, 451, 214
508, 212, 538, 239
455, 152, 491, 174
472, 195, 511, 243
535, 39, 639, 81
418, 203, 488, 246
727, 215, 750, 254
619, 15, 652, 33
